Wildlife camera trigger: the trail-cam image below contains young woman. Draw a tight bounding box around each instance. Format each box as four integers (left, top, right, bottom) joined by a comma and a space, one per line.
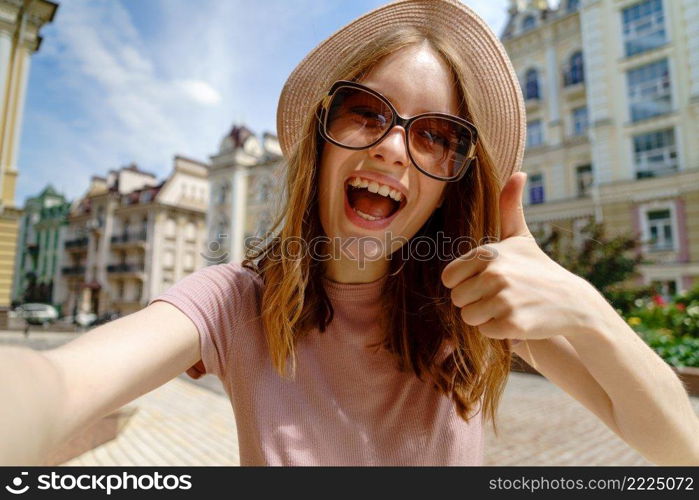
2, 0, 698, 466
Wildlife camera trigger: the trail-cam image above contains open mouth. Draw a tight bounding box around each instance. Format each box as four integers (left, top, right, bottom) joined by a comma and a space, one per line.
344, 176, 407, 225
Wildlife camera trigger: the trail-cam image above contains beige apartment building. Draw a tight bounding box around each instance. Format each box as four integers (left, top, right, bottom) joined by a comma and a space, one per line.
0, 0, 57, 325
54, 158, 209, 317
502, 0, 699, 296
208, 125, 284, 265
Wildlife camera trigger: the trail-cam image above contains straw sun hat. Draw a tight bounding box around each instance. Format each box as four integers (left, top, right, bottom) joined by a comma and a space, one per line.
276, 0, 526, 185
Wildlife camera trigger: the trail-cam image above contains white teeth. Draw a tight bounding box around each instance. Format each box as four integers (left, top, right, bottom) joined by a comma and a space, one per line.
347, 176, 404, 203
354, 208, 380, 221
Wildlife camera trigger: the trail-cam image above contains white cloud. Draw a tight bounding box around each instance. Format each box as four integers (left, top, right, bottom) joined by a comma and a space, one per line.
177, 80, 222, 106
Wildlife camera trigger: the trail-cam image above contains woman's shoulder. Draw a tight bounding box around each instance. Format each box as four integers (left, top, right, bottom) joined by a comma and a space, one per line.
149, 261, 263, 307
194, 261, 263, 287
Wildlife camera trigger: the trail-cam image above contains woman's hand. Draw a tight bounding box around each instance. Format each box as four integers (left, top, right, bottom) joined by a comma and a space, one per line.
441, 172, 605, 342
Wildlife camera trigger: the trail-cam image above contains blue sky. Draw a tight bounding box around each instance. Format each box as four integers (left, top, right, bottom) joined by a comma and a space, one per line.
17, 0, 513, 204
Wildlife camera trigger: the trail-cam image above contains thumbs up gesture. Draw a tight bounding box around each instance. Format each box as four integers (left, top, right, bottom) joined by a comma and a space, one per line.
441, 172, 597, 342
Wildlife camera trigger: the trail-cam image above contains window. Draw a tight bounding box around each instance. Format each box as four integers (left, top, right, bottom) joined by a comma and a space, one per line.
571, 106, 588, 136
566, 0, 580, 12
650, 279, 677, 301
645, 208, 674, 251
627, 59, 671, 122
528, 173, 545, 204
563, 51, 584, 86
633, 128, 677, 178
622, 0, 666, 57
184, 221, 194, 241
526, 120, 544, 148
575, 164, 593, 197
524, 68, 540, 100
522, 15, 536, 32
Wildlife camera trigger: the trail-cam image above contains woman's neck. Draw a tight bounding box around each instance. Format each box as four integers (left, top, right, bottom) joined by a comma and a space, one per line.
323, 255, 390, 284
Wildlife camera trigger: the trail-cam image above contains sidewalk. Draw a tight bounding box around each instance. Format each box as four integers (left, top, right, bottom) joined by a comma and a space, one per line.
61, 376, 239, 466
61, 372, 699, 466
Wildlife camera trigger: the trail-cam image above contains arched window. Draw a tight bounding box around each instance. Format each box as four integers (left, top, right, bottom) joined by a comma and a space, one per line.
524, 68, 540, 100
522, 15, 536, 32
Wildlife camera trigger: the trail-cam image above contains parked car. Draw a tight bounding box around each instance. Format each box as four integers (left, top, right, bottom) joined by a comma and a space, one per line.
15, 303, 59, 325
75, 312, 97, 327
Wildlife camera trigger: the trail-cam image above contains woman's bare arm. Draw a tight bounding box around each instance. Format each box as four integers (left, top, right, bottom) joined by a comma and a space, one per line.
0, 300, 201, 465
513, 296, 699, 465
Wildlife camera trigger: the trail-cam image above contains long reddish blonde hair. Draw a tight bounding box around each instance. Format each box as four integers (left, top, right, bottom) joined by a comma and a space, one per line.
243, 26, 513, 433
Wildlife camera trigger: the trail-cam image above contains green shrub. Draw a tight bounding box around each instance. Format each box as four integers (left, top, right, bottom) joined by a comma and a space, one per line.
633, 326, 699, 368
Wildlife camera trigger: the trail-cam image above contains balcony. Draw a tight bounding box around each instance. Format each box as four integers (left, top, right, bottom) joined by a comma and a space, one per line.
62, 265, 86, 276
111, 230, 148, 247
107, 263, 145, 275
64, 237, 89, 250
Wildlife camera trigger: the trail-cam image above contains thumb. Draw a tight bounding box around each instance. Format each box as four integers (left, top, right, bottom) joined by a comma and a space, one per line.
499, 172, 531, 239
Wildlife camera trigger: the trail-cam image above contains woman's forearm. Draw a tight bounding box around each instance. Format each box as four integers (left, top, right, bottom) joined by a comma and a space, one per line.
0, 346, 68, 465
565, 282, 699, 465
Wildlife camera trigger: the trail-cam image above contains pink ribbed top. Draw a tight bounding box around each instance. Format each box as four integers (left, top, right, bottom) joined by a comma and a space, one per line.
148, 262, 485, 465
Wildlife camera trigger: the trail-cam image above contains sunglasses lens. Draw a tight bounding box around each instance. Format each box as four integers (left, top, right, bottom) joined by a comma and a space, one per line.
409, 117, 474, 179
325, 86, 393, 148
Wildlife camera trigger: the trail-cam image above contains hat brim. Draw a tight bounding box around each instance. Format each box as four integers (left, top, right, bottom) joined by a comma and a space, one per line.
276, 0, 526, 186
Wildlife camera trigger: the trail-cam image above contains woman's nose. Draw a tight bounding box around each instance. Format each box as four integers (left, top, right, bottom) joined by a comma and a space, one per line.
368, 126, 409, 168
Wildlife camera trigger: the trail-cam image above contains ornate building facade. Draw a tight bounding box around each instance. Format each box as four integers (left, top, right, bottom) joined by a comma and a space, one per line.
208, 125, 283, 265
502, 0, 699, 296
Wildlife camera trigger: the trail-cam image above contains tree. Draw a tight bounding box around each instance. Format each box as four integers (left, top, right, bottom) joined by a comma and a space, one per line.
534, 220, 654, 313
